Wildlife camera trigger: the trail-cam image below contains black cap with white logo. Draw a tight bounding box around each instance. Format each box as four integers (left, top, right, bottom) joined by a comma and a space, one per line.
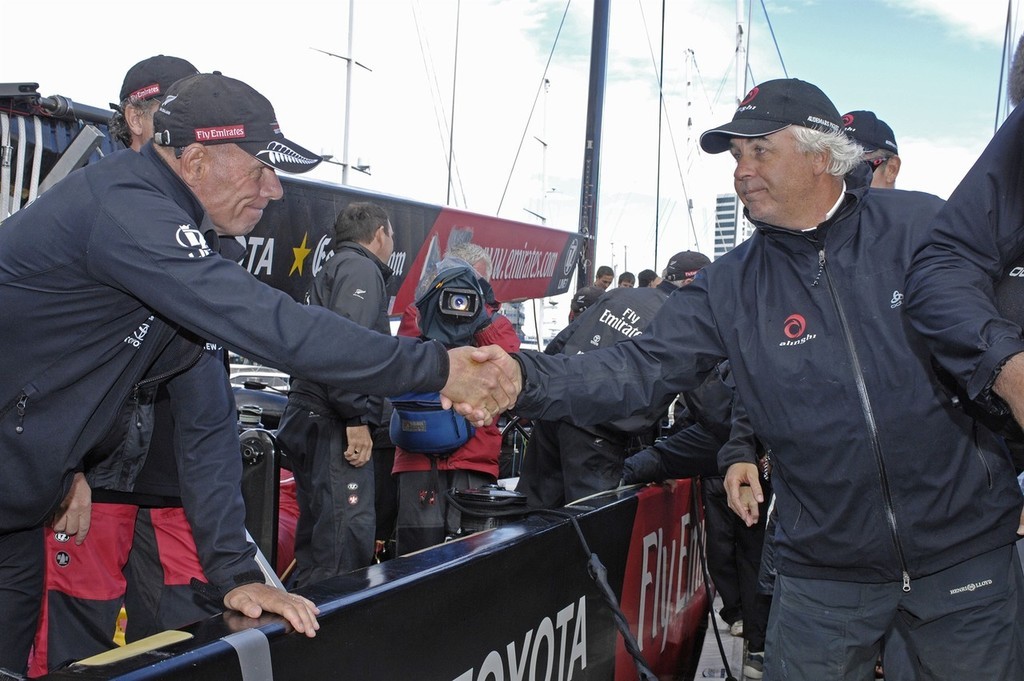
153, 73, 322, 174
700, 78, 843, 154
119, 55, 198, 103
842, 110, 898, 154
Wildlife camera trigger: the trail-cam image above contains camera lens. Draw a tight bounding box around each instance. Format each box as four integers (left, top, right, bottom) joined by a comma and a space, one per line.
450, 294, 470, 311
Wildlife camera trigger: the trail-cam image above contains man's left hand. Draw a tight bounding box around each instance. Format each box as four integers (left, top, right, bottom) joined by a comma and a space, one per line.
223, 583, 320, 638
344, 425, 373, 467
51, 472, 92, 545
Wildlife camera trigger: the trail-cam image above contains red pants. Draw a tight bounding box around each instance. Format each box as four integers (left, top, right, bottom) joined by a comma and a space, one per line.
28, 505, 209, 677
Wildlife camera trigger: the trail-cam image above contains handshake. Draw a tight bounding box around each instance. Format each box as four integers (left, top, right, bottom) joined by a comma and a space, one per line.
441, 346, 523, 426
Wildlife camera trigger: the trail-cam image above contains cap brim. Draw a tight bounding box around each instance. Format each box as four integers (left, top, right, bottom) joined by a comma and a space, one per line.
239, 139, 323, 174
699, 120, 791, 154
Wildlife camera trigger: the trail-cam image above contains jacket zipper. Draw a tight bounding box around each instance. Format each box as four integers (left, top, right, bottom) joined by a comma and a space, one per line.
820, 245, 912, 592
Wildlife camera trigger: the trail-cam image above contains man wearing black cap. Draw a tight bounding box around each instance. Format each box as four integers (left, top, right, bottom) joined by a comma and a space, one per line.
659, 250, 711, 291
502, 78, 1024, 679
843, 110, 901, 189
109, 55, 199, 150
0, 72, 515, 674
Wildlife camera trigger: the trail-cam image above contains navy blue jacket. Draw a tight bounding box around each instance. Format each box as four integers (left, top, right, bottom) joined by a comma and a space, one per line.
906, 101, 1024, 411
516, 165, 1022, 584
287, 241, 392, 425
0, 144, 447, 533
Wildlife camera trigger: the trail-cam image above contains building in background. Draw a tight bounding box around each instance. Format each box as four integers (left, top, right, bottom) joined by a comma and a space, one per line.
713, 194, 752, 260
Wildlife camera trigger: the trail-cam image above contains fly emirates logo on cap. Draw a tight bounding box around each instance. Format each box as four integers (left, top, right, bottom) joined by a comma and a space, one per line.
194, 125, 246, 142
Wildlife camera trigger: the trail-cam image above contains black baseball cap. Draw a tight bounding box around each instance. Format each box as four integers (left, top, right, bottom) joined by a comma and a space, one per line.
570, 285, 604, 314
119, 55, 198, 103
842, 110, 898, 154
700, 78, 843, 154
664, 251, 711, 281
153, 73, 322, 174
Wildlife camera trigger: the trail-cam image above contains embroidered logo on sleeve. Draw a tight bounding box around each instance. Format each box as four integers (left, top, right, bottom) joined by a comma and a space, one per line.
175, 225, 213, 258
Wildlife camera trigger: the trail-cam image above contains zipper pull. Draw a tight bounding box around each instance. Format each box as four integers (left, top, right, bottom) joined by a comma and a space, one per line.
15, 393, 27, 434
132, 386, 143, 428
902, 570, 911, 593
811, 248, 826, 287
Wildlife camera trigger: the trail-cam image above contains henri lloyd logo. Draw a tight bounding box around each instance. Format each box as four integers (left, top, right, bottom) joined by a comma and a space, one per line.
194, 125, 246, 142
779, 313, 817, 347
890, 290, 904, 309
175, 225, 213, 258
950, 578, 993, 596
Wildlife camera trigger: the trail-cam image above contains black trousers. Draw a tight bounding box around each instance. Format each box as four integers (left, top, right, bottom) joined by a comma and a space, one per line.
0, 527, 43, 674
516, 420, 629, 510
702, 475, 770, 650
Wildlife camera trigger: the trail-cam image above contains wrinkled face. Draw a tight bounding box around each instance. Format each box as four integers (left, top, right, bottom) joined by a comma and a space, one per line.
730, 129, 821, 230
595, 273, 614, 290
192, 144, 284, 236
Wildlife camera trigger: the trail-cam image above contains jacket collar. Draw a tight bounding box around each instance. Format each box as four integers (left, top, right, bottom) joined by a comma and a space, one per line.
746, 161, 873, 240
141, 142, 205, 224
336, 240, 394, 282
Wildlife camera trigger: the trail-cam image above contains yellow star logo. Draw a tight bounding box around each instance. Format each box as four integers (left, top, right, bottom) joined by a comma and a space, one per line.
289, 233, 312, 276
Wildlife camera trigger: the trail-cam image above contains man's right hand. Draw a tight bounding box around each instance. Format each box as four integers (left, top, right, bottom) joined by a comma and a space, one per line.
724, 462, 763, 527
994, 353, 1024, 429
441, 345, 522, 426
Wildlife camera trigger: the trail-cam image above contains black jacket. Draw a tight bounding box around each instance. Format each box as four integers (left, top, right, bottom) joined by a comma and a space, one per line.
906, 101, 1024, 412
516, 165, 1022, 584
0, 144, 447, 533
287, 241, 393, 425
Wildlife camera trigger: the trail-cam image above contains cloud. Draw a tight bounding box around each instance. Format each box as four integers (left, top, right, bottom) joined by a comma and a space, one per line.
898, 0, 1014, 45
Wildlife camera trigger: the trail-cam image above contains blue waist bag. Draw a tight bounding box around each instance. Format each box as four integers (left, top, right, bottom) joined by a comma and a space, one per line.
389, 391, 475, 456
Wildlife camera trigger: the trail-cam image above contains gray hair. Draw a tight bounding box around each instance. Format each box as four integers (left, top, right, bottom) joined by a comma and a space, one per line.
790, 126, 864, 177
444, 242, 492, 279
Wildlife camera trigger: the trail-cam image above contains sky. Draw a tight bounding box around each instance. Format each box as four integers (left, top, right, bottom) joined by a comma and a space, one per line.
4, 0, 1021, 280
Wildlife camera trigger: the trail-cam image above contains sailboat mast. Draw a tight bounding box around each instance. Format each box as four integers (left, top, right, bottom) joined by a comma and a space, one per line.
576, 0, 611, 290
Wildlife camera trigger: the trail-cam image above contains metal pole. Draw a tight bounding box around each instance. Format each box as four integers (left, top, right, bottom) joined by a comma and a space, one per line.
576, 0, 611, 291
342, 0, 355, 185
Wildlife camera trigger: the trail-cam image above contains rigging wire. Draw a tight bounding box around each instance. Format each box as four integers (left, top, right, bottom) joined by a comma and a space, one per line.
496, 0, 573, 216
447, 0, 462, 207
996, 0, 1013, 133
411, 0, 467, 207
654, 0, 666, 267
636, 0, 702, 252
760, 0, 788, 78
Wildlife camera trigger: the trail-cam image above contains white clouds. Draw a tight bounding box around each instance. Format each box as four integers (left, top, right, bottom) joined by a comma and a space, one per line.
898, 0, 1016, 45
2, 0, 1015, 275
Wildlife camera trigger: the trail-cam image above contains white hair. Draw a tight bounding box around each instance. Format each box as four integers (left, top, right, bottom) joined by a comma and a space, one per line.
790, 126, 864, 177
445, 242, 492, 279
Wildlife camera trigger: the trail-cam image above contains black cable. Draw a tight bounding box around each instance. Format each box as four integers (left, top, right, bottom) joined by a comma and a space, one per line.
534, 508, 658, 681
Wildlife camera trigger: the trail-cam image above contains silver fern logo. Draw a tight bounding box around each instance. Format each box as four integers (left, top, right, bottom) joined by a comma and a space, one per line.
256, 141, 320, 168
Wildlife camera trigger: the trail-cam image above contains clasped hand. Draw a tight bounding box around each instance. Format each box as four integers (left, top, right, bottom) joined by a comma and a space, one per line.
441, 345, 522, 426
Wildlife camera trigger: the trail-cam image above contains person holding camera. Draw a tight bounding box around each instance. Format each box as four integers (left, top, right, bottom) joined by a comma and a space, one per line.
391, 243, 521, 555
276, 202, 395, 585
